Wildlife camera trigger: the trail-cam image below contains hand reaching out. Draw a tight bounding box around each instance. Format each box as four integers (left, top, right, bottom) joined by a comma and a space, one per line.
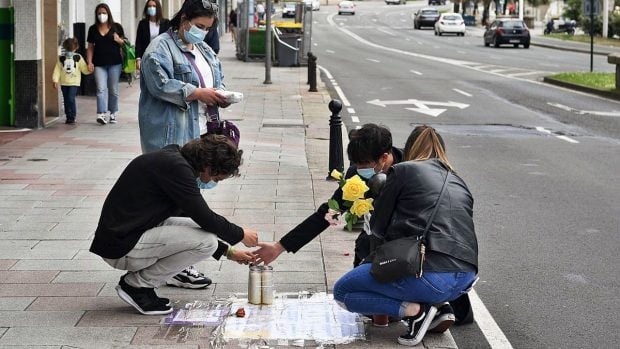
254, 241, 286, 265
227, 248, 257, 265
241, 228, 258, 247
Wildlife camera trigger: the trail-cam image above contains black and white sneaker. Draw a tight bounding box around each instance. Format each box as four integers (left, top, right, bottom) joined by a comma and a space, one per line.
166, 266, 212, 289
429, 302, 456, 333
115, 276, 173, 315
397, 304, 437, 346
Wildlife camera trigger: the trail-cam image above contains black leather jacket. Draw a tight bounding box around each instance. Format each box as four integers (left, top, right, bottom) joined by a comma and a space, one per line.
370, 159, 478, 273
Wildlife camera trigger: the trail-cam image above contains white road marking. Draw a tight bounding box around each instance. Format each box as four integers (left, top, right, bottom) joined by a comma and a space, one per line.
347, 108, 355, 114
334, 86, 351, 107
508, 71, 545, 77
547, 102, 620, 117
318, 65, 334, 80
367, 99, 468, 109
367, 58, 381, 63
535, 126, 552, 134
470, 290, 514, 349
378, 28, 395, 36
326, 49, 335, 54
556, 135, 579, 143
351, 116, 360, 122
410, 70, 423, 75
453, 88, 472, 97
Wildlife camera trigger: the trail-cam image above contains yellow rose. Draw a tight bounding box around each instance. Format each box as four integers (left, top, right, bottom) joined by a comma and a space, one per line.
350, 198, 374, 217
330, 169, 343, 180
342, 175, 369, 201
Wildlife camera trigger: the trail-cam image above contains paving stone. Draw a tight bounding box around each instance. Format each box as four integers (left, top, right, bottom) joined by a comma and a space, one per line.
0, 297, 35, 310
34, 240, 92, 249
0, 260, 16, 270
0, 327, 137, 346
96, 283, 215, 298
52, 271, 122, 283
213, 283, 326, 296
0, 248, 78, 260
0, 230, 92, 240
0, 346, 60, 349
11, 259, 113, 271
0, 283, 103, 297
0, 311, 83, 327
77, 310, 165, 327
0, 271, 59, 283
0, 240, 37, 249
27, 296, 126, 312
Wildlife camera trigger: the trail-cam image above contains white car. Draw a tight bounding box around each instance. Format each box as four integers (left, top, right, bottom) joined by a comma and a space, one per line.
385, 0, 406, 4
434, 13, 466, 36
338, 1, 356, 15
304, 0, 320, 11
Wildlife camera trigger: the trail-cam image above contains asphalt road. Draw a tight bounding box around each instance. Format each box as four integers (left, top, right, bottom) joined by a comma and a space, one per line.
308, 1, 620, 348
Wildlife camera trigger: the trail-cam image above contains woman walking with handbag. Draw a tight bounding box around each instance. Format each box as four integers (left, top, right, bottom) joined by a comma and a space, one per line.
333, 125, 479, 346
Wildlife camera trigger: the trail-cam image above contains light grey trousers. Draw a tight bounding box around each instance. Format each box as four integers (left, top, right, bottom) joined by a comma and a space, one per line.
103, 217, 218, 288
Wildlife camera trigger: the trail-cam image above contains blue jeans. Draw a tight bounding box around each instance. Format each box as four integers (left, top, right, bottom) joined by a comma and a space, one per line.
94, 64, 121, 114
333, 263, 476, 317
60, 85, 78, 120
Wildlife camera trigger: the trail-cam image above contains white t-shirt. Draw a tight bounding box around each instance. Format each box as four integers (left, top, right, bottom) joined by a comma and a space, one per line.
149, 21, 160, 40
191, 45, 214, 135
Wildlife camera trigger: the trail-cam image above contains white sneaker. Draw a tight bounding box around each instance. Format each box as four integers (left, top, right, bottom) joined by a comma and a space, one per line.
96, 113, 107, 125
109, 114, 117, 124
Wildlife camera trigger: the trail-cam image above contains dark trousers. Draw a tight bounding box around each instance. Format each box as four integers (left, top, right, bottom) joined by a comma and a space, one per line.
61, 85, 78, 120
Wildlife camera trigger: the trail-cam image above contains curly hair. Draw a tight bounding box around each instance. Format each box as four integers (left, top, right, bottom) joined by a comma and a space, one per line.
181, 134, 243, 177
347, 123, 393, 164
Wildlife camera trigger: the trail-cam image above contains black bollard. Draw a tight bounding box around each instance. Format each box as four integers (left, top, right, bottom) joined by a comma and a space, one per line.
308, 52, 318, 92
327, 100, 344, 180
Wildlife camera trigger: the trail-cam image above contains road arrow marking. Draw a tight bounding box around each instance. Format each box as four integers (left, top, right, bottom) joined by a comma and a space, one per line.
367, 99, 469, 117
406, 107, 446, 117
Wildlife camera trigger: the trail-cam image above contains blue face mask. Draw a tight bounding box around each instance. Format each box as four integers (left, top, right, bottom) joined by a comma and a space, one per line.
357, 168, 376, 180
184, 23, 208, 44
147, 6, 157, 17
196, 178, 217, 190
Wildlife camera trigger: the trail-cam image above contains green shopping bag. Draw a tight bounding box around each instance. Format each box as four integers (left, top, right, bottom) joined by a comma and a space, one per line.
122, 40, 136, 74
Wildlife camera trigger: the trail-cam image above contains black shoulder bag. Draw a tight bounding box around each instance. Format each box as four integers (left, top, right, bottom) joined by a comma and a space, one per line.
370, 170, 450, 283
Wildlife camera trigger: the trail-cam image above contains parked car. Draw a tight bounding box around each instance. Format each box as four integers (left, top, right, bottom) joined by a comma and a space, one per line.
483, 19, 530, 48
283, 2, 296, 18
434, 13, 466, 36
338, 1, 356, 15
413, 7, 440, 29
428, 0, 445, 5
386, 0, 407, 4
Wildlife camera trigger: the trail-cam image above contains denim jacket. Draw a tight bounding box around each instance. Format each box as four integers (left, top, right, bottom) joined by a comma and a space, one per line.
138, 30, 224, 153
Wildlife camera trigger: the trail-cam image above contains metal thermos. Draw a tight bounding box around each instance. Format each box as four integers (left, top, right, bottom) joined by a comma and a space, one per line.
248, 265, 262, 305
261, 265, 274, 305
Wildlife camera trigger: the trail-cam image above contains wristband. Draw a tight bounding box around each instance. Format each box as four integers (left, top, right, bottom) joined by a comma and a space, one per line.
226, 246, 235, 258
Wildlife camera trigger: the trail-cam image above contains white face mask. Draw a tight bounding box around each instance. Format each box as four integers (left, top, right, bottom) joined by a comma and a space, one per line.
98, 14, 108, 23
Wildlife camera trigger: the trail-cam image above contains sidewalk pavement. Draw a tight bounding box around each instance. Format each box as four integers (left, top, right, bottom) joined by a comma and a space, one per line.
0, 35, 457, 348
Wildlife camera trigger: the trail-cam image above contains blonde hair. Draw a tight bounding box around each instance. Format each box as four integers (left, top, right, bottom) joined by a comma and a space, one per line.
404, 125, 454, 172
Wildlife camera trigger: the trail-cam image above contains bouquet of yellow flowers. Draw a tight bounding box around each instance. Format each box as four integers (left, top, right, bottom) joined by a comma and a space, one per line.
327, 169, 374, 231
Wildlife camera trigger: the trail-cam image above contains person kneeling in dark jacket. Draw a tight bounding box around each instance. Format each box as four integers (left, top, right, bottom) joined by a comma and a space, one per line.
333, 125, 478, 346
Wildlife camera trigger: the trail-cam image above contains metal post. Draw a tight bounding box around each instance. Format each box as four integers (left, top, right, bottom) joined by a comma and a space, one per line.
590, 0, 594, 72
327, 100, 344, 180
308, 52, 317, 92
264, 0, 272, 84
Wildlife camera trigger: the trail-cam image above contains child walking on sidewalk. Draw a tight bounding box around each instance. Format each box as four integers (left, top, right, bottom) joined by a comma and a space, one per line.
52, 38, 91, 124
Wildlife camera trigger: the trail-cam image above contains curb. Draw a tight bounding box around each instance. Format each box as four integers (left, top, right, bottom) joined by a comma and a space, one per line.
543, 76, 620, 100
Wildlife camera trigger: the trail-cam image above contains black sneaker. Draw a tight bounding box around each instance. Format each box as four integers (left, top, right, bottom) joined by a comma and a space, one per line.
115, 276, 173, 315
166, 266, 212, 289
143, 287, 171, 307
397, 304, 437, 346
429, 302, 456, 333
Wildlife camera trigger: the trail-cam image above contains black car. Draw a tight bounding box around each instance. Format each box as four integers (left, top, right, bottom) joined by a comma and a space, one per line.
428, 0, 445, 5
413, 7, 440, 29
483, 19, 530, 48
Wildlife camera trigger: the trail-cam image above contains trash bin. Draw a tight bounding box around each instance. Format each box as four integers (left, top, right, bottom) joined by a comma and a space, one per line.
463, 15, 475, 26
249, 27, 266, 57
276, 34, 300, 67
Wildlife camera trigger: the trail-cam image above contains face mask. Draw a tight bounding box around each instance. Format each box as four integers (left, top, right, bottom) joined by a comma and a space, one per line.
184, 23, 208, 44
196, 178, 217, 190
357, 168, 376, 180
147, 7, 157, 17
97, 14, 108, 23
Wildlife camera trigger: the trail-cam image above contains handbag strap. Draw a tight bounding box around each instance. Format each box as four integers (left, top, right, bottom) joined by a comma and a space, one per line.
421, 169, 450, 243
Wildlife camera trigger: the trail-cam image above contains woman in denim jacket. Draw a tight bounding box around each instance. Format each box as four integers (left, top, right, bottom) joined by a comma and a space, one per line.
138, 0, 229, 154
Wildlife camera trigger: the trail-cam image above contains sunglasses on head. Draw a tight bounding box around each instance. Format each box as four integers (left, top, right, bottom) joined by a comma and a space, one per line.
201, 0, 218, 12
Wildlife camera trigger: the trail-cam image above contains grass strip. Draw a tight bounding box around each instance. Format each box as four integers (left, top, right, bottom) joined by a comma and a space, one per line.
549, 72, 616, 90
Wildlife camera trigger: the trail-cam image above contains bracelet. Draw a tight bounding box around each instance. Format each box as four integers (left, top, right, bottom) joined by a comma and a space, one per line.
226, 246, 235, 258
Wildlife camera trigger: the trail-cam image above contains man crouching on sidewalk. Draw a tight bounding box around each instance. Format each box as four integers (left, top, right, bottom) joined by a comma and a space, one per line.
90, 135, 258, 315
